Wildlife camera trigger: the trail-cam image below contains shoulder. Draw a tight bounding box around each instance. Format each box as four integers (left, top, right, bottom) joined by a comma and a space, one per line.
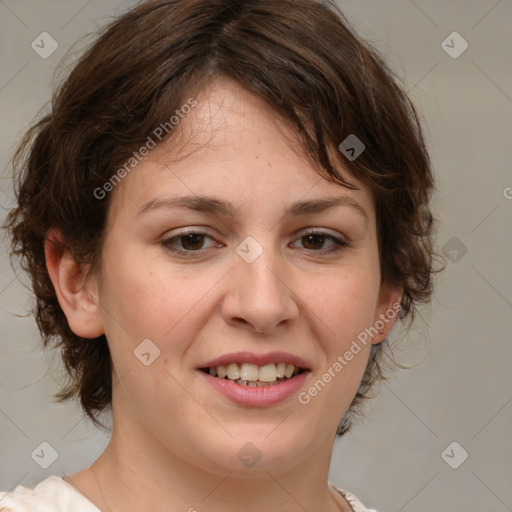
329, 481, 381, 512
0, 476, 100, 512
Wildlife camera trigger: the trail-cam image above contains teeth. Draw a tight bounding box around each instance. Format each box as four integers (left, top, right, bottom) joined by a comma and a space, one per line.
227, 363, 240, 380
206, 362, 303, 384
240, 363, 259, 382
259, 363, 277, 382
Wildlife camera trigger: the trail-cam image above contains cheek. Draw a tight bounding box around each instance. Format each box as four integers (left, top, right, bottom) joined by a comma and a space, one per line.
98, 252, 228, 374
96, 256, 203, 414
300, 265, 379, 408
100, 253, 197, 334
303, 265, 380, 342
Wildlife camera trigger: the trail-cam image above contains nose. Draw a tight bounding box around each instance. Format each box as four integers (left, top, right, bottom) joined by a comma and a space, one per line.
220, 241, 299, 334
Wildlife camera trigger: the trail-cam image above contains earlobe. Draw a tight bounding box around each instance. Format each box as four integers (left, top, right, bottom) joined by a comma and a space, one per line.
372, 281, 402, 345
44, 229, 104, 338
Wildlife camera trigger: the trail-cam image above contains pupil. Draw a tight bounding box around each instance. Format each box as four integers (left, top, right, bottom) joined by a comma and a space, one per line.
182, 234, 204, 250
303, 234, 324, 249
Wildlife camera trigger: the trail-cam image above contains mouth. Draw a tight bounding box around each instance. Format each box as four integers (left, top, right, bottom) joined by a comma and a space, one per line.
199, 362, 306, 387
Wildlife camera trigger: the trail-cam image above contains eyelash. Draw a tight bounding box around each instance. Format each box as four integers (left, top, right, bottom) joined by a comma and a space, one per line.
161, 228, 349, 257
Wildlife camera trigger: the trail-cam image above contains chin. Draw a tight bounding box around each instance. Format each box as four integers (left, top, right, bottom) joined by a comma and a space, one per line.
188, 426, 308, 475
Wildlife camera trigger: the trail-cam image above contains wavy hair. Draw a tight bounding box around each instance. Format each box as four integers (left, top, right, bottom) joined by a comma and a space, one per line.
3, 0, 444, 435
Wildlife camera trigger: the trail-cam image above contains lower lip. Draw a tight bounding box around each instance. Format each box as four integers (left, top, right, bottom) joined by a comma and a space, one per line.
199, 370, 309, 407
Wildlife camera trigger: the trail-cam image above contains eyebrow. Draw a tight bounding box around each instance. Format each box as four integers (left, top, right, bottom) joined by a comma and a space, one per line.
137, 194, 369, 222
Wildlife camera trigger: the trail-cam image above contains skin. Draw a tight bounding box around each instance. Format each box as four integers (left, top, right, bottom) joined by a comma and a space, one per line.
46, 77, 402, 512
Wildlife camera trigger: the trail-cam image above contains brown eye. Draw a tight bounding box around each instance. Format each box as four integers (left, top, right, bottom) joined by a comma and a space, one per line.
179, 233, 206, 251
162, 231, 221, 256
290, 230, 349, 254
301, 234, 326, 250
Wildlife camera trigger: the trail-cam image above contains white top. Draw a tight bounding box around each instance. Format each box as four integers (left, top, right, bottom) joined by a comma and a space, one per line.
0, 475, 378, 512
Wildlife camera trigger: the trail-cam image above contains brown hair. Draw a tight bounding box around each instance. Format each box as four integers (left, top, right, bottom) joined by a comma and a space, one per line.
3, 0, 443, 435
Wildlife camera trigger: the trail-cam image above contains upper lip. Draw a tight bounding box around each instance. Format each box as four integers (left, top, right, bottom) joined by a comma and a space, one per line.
199, 351, 310, 370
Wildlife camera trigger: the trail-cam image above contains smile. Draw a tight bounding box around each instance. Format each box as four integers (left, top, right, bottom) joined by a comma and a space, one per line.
201, 362, 305, 387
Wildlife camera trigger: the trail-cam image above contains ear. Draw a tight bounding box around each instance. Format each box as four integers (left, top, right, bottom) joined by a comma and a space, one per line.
371, 280, 402, 345
44, 229, 104, 338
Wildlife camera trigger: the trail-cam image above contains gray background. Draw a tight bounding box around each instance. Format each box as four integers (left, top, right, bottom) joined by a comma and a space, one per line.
0, 1, 511, 511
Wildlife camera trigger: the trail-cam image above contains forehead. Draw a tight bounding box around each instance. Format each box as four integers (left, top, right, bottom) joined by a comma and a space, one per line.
107, 77, 374, 223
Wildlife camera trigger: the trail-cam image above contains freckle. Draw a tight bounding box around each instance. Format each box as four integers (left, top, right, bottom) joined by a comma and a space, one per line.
268, 161, 272, 167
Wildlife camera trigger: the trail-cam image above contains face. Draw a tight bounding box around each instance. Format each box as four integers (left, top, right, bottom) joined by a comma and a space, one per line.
87, 78, 400, 475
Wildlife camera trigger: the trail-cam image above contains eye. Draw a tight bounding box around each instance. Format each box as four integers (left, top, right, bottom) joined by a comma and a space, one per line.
290, 230, 349, 254
161, 230, 222, 255
161, 228, 349, 257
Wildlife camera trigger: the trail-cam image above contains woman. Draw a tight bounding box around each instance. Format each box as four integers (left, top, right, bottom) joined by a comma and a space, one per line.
1, 0, 441, 510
